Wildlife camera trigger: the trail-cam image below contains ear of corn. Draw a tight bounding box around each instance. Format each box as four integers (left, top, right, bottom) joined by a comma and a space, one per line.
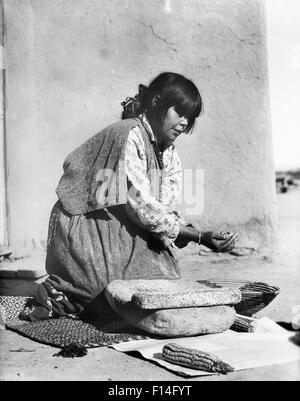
231, 315, 255, 332
162, 343, 234, 374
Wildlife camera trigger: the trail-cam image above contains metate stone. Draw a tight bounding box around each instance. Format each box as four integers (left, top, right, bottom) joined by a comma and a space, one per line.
105, 279, 237, 337
106, 279, 241, 309
130, 280, 242, 309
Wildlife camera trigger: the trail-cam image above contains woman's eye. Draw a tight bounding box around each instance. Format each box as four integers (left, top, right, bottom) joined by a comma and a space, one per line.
174, 107, 184, 117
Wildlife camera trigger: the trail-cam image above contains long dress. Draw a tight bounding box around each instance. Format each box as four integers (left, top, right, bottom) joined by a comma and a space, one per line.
20, 115, 185, 321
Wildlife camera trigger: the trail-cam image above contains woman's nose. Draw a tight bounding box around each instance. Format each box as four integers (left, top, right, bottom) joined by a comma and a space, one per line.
179, 116, 188, 129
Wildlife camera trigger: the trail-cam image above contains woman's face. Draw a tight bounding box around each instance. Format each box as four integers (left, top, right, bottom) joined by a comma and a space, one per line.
155, 106, 189, 148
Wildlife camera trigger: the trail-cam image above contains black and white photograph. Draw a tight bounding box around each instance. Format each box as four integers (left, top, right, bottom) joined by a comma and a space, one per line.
0, 0, 299, 384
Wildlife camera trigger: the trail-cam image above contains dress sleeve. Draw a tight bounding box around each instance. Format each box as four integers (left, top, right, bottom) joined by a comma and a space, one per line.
123, 128, 180, 248
161, 147, 187, 226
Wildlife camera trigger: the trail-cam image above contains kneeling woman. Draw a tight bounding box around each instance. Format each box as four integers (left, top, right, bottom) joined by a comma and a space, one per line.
21, 72, 238, 321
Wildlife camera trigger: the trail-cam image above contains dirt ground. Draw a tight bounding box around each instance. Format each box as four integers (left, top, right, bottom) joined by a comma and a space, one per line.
0, 188, 300, 381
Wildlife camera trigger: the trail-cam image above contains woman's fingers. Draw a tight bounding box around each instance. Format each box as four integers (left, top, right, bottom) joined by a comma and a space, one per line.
217, 233, 239, 252
211, 231, 233, 241
201, 231, 238, 253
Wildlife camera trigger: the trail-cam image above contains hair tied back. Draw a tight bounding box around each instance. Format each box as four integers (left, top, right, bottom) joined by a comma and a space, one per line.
121, 97, 134, 108
121, 83, 148, 119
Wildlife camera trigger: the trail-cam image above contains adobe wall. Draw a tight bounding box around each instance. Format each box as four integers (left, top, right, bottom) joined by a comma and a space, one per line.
3, 0, 276, 256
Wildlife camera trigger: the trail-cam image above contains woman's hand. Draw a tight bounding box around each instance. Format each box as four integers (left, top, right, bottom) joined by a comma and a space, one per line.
201, 231, 238, 253
176, 225, 238, 252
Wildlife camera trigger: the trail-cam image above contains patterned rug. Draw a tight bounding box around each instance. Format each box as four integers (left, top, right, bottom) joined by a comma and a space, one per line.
0, 296, 150, 348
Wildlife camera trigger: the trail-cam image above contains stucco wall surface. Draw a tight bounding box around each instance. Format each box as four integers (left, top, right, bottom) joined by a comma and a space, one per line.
3, 0, 276, 256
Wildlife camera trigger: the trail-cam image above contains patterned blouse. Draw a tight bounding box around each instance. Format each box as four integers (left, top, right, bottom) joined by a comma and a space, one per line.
124, 114, 185, 248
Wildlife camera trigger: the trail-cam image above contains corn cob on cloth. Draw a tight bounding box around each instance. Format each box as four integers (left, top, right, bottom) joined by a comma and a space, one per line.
112, 323, 299, 377
1, 296, 299, 377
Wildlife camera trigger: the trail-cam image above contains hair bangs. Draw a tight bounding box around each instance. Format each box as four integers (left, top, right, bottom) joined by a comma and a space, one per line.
160, 79, 203, 133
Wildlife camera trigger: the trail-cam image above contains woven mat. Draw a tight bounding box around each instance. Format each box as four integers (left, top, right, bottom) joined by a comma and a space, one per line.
0, 296, 150, 348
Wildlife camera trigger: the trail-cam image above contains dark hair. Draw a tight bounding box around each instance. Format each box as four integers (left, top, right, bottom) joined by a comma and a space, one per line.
121, 72, 203, 133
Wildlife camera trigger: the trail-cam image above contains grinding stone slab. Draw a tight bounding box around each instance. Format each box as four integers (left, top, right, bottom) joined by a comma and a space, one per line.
105, 279, 237, 337
110, 279, 242, 309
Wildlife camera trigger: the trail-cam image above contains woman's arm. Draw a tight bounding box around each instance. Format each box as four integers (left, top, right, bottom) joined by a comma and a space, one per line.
176, 225, 238, 252
124, 128, 180, 248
